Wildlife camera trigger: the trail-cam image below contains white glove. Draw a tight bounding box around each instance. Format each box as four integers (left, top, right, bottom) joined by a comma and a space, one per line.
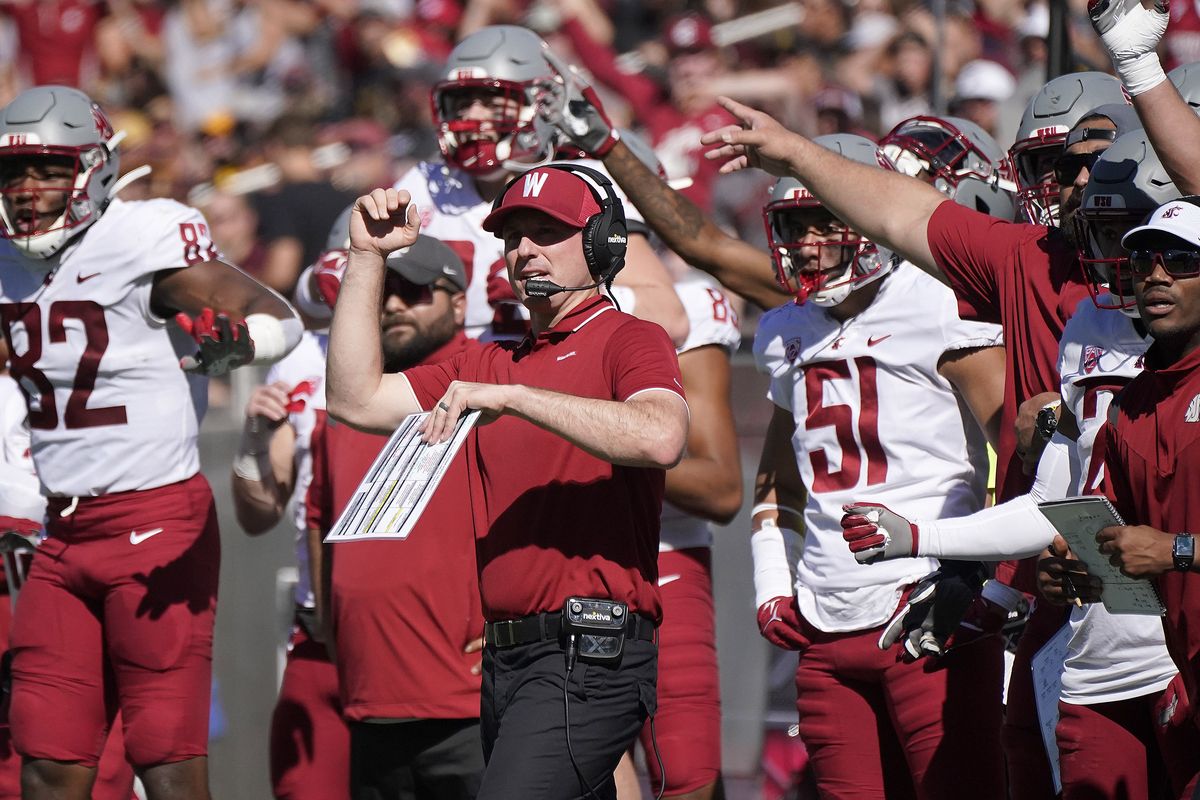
1089, 0, 1169, 95
537, 47, 620, 158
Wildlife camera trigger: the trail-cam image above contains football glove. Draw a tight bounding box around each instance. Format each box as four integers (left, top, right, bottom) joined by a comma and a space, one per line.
841, 502, 919, 564
1089, 0, 1169, 95
312, 249, 349, 310
756, 595, 810, 651
176, 308, 255, 376
879, 560, 988, 660
538, 48, 621, 158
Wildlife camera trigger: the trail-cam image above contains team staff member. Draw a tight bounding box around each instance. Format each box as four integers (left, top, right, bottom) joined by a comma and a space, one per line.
326, 166, 688, 800
0, 86, 301, 800
1096, 198, 1200, 772
307, 235, 486, 799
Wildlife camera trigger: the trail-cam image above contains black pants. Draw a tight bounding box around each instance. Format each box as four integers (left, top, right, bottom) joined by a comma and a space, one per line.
350, 718, 485, 800
478, 637, 657, 800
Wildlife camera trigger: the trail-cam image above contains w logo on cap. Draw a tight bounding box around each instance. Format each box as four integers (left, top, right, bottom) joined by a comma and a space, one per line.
522, 172, 549, 198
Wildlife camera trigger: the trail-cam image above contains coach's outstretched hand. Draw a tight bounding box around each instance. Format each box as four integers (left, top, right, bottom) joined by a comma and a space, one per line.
350, 188, 422, 260
700, 97, 802, 179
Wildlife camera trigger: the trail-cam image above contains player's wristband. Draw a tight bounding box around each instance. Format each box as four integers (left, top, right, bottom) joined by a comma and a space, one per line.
232, 451, 264, 482
751, 519, 803, 607
1116, 51, 1167, 96
246, 313, 303, 365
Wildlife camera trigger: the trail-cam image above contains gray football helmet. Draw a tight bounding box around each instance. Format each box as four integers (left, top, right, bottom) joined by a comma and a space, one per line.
430, 26, 558, 176
0, 85, 121, 259
763, 134, 899, 307
881, 115, 1017, 220
1009, 72, 1128, 227
1168, 61, 1200, 114
1075, 128, 1180, 315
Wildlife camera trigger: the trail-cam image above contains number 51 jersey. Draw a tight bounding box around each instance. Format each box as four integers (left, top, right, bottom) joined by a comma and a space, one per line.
0, 198, 216, 498
754, 263, 1003, 632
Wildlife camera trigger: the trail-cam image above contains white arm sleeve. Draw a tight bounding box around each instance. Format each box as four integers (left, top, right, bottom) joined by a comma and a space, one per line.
914, 434, 1072, 560
750, 514, 803, 607
916, 494, 1059, 560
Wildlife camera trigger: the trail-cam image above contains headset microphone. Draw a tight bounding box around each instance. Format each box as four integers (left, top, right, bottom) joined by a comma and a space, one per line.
523, 258, 625, 299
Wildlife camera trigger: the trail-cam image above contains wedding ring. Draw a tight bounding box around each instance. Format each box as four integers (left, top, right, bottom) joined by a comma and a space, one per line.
438, 401, 450, 412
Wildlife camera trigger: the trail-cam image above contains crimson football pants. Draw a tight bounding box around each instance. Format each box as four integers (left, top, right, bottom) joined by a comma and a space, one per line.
1057, 676, 1200, 800
270, 625, 350, 800
794, 614, 1006, 800
8, 474, 219, 768
637, 548, 721, 796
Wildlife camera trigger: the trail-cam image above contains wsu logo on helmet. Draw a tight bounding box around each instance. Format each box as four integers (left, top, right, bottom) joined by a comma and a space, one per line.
91, 105, 114, 140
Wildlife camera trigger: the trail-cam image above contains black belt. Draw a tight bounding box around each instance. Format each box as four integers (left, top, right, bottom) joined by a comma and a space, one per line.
485, 610, 657, 648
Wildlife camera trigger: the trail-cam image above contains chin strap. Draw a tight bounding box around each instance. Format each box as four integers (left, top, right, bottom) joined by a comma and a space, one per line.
110, 165, 152, 196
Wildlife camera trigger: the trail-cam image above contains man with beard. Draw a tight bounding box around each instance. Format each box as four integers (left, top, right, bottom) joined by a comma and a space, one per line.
307, 233, 486, 799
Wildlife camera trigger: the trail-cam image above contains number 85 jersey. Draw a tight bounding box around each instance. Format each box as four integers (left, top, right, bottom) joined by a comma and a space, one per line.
753, 263, 1003, 632
0, 198, 217, 498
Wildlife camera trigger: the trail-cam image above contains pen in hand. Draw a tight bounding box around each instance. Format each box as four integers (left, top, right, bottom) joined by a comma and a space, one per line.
1062, 572, 1084, 608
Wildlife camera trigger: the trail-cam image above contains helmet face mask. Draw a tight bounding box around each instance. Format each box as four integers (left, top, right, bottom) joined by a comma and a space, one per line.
1074, 211, 1140, 314
431, 26, 558, 176
1009, 72, 1128, 227
881, 116, 1016, 220
0, 86, 120, 260
763, 134, 898, 307
764, 193, 886, 307
1075, 129, 1182, 317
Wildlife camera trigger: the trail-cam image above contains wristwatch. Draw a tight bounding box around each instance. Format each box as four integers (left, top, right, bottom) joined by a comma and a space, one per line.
1035, 401, 1061, 441
1173, 533, 1195, 572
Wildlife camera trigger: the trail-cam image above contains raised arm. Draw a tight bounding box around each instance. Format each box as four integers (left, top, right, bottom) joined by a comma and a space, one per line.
537, 54, 788, 309
701, 97, 947, 275
325, 189, 424, 432
1089, 0, 1200, 193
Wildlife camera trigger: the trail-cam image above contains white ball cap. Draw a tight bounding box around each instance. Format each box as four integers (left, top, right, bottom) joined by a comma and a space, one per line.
955, 59, 1016, 103
1123, 199, 1200, 251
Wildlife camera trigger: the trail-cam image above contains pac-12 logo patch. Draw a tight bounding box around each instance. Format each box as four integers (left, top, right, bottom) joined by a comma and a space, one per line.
784, 337, 802, 363
1082, 345, 1103, 374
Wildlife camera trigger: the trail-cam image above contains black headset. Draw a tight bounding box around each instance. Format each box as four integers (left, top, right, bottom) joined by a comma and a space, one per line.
492, 162, 628, 280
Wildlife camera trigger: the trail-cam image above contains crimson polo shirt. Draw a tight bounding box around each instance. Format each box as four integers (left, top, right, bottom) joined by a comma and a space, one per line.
307, 332, 484, 721
926, 200, 1091, 504
403, 296, 686, 623
1101, 342, 1200, 706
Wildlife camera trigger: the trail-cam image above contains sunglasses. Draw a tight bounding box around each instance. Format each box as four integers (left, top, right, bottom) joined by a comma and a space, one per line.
382, 273, 456, 306
1128, 249, 1200, 278
1053, 151, 1102, 186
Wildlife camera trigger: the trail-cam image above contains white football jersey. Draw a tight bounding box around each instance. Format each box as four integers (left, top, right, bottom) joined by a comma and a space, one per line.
1057, 297, 1149, 493
1055, 298, 1173, 705
265, 331, 328, 610
660, 278, 741, 552
0, 374, 43, 522
394, 162, 508, 340
754, 263, 1002, 632
0, 198, 216, 497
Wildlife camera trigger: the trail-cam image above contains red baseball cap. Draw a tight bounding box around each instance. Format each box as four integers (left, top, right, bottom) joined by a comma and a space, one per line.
664, 12, 715, 56
481, 166, 603, 235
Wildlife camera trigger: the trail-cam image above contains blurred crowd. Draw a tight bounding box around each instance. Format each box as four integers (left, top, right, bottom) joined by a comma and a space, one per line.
0, 0, 1153, 299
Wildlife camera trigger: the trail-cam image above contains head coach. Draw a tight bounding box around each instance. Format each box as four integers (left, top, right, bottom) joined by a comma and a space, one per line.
325, 162, 690, 800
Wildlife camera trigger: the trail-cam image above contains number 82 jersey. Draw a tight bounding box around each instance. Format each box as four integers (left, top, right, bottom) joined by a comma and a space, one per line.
0, 198, 217, 497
